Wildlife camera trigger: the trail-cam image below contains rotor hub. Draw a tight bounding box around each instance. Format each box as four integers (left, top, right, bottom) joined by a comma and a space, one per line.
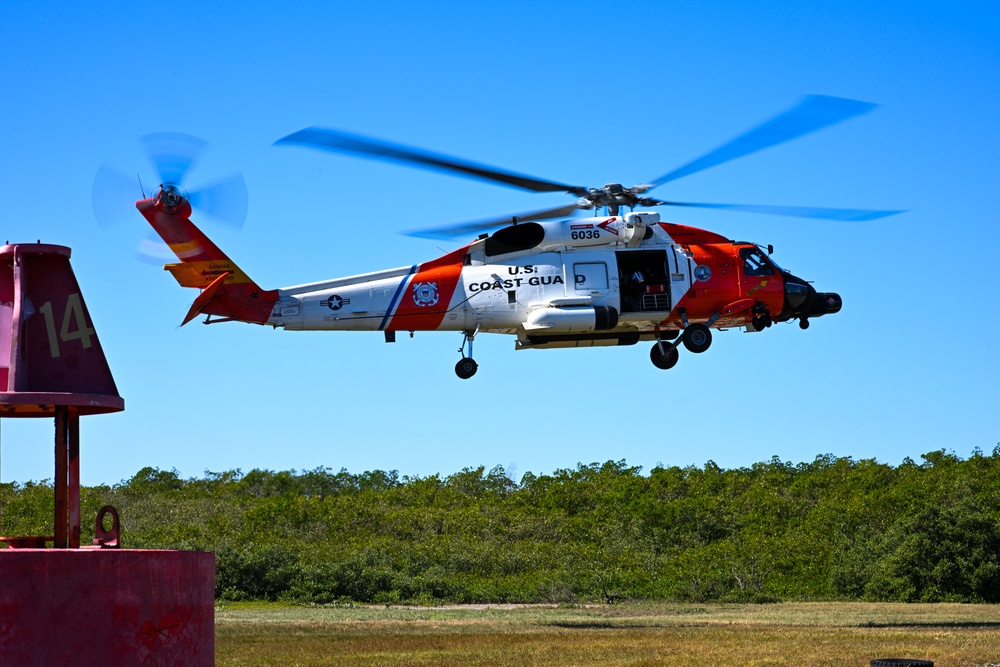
157, 184, 186, 212
582, 184, 646, 211
163, 185, 181, 204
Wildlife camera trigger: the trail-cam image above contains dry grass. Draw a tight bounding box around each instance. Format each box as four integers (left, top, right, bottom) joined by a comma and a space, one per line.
216, 602, 1000, 666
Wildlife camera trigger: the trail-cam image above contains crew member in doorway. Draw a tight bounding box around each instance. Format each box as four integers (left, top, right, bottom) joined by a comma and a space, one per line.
627, 270, 646, 311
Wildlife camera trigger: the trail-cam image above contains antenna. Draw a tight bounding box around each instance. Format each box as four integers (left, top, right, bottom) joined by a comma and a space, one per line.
137, 173, 146, 198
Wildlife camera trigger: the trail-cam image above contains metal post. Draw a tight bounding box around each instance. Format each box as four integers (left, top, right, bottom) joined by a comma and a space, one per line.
68, 409, 80, 548
54, 406, 69, 548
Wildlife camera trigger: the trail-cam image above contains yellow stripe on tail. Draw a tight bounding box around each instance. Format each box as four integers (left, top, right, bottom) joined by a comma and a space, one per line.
164, 260, 253, 289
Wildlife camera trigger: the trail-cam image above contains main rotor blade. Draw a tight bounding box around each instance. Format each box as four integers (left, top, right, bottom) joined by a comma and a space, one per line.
659, 201, 905, 221
643, 95, 878, 190
404, 204, 582, 240
140, 132, 208, 186
276, 127, 585, 195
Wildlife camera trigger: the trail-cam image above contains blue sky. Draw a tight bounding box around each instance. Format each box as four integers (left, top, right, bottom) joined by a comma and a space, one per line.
1, 1, 997, 486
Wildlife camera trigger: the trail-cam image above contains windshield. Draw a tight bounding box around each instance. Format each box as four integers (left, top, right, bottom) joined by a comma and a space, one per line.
759, 245, 786, 272
740, 246, 776, 277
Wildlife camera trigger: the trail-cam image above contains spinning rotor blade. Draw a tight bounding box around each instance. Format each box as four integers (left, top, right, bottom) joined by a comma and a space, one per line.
134, 231, 177, 265
276, 127, 584, 195
139, 132, 248, 230
642, 95, 878, 190
140, 132, 208, 185
404, 203, 581, 240
186, 173, 249, 230
92, 163, 143, 229
135, 132, 248, 228
657, 201, 905, 221
93, 132, 248, 262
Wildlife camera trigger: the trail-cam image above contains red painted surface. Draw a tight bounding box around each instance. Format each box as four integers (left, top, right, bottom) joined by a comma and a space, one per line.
660, 238, 787, 330
0, 243, 123, 417
0, 549, 214, 666
135, 195, 279, 325
659, 222, 731, 244
387, 247, 468, 331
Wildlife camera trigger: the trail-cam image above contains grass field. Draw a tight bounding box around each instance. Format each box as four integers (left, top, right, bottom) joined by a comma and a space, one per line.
215, 601, 1000, 666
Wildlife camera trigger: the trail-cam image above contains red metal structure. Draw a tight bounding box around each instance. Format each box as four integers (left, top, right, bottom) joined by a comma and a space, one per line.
0, 243, 214, 666
0, 243, 123, 549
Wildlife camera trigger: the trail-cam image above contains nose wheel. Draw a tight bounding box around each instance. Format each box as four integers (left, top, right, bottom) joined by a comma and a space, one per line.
751, 302, 773, 332
752, 313, 773, 331
455, 328, 479, 379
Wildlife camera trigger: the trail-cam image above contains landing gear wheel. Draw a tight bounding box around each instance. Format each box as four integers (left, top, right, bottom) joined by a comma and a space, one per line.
751, 302, 773, 331
799, 318, 810, 330
650, 343, 679, 370
682, 323, 712, 354
455, 358, 478, 379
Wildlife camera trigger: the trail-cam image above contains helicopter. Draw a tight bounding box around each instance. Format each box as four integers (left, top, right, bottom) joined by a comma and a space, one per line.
133, 95, 902, 379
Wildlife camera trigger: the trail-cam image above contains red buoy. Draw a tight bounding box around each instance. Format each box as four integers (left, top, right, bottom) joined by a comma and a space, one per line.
0, 243, 214, 666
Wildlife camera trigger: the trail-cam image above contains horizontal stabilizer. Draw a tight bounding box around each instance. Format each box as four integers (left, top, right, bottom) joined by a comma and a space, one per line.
181, 271, 230, 325
165, 260, 251, 289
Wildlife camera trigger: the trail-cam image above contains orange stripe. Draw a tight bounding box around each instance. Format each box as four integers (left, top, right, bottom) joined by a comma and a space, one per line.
386, 247, 467, 330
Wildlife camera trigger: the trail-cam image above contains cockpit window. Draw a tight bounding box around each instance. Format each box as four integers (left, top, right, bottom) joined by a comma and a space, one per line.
740, 247, 775, 277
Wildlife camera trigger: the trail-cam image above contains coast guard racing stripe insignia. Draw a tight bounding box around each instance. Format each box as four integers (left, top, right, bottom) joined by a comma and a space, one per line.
412, 282, 439, 307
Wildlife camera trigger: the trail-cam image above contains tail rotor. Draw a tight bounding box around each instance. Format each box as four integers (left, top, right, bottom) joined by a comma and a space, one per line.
92, 132, 248, 262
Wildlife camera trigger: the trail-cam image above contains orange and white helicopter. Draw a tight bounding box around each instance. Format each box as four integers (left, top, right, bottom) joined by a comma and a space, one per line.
132, 95, 901, 378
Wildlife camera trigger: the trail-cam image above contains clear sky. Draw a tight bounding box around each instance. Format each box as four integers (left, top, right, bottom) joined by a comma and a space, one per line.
1, 1, 997, 486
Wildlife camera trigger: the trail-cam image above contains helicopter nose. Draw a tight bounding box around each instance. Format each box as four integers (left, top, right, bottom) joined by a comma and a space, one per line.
784, 281, 810, 310
779, 276, 842, 323
811, 292, 842, 316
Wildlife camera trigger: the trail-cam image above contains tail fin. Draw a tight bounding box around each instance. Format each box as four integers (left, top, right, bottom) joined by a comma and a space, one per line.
136, 187, 278, 325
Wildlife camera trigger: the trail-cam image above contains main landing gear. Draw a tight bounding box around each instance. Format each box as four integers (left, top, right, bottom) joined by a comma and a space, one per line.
650, 339, 679, 369
455, 327, 479, 379
455, 357, 478, 379
682, 323, 712, 354
649, 322, 713, 370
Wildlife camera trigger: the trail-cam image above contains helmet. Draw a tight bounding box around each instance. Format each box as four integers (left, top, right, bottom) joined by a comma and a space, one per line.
631, 271, 645, 283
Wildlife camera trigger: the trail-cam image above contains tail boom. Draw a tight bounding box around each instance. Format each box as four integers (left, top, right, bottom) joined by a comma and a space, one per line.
136, 188, 277, 325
